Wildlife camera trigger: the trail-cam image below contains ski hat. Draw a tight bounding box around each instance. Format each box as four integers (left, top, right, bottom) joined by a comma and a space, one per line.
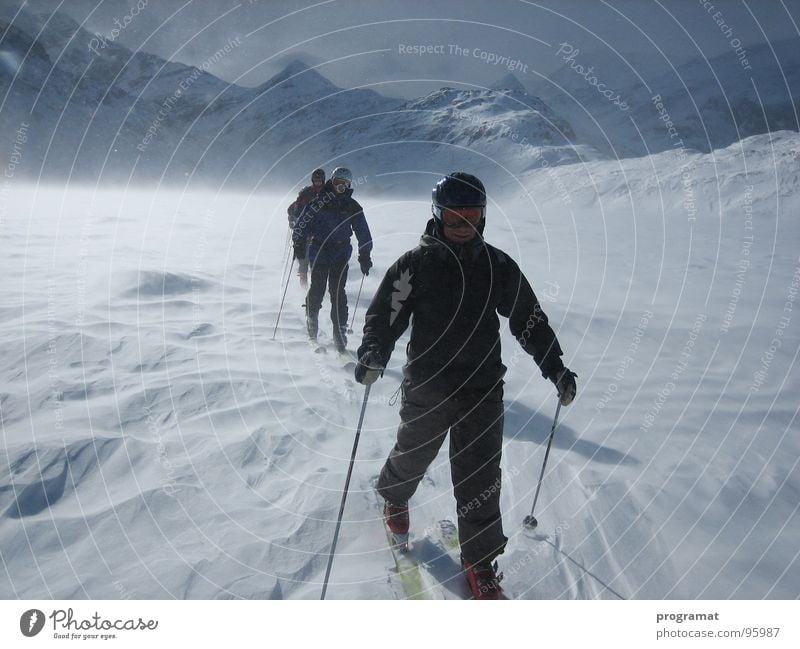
431, 172, 487, 224
311, 168, 325, 181
331, 167, 353, 183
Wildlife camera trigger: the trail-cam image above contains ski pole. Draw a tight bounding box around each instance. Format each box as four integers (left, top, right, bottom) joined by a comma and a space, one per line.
271, 255, 295, 340
347, 273, 366, 334
279, 227, 292, 286
523, 400, 562, 529
320, 383, 371, 600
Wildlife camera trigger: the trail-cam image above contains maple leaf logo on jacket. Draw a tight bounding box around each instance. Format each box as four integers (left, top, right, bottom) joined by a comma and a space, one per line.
390, 268, 412, 326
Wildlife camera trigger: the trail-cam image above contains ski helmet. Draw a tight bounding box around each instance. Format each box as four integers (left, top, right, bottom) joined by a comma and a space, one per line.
431, 172, 487, 224
311, 168, 325, 182
331, 167, 353, 183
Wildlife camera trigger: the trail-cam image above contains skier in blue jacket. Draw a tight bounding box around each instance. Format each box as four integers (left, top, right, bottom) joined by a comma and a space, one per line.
293, 167, 373, 352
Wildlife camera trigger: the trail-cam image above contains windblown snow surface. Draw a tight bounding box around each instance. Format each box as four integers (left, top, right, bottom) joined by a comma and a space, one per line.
1, 131, 799, 599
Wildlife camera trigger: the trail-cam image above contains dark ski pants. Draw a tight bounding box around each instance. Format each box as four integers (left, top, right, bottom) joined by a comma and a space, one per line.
377, 383, 508, 565
306, 260, 349, 343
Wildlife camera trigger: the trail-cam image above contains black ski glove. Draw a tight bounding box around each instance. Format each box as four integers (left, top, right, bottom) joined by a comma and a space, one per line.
549, 367, 577, 406
355, 350, 384, 385
358, 255, 372, 276
294, 244, 306, 261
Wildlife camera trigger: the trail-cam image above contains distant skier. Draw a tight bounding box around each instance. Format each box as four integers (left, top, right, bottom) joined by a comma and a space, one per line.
354, 172, 576, 599
288, 168, 326, 289
293, 166, 373, 352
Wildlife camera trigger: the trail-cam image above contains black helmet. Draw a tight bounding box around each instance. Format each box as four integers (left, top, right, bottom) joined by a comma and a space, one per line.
311, 168, 325, 181
331, 166, 353, 183
431, 172, 487, 223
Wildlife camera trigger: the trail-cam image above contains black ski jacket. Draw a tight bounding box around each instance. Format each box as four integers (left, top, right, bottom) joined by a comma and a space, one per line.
358, 219, 565, 395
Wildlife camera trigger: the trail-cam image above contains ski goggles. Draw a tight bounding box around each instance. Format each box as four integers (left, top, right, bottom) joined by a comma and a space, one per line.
441, 206, 484, 228
332, 177, 352, 189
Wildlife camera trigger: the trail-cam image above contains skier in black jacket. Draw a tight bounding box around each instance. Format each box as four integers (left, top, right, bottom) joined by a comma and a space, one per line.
354, 172, 576, 599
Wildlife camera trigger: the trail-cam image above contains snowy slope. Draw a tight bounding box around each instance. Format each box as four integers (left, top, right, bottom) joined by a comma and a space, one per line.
1, 130, 798, 599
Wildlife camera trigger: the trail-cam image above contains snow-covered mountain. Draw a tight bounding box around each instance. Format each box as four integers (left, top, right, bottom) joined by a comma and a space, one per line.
4, 6, 796, 196
533, 38, 800, 157
0, 8, 587, 192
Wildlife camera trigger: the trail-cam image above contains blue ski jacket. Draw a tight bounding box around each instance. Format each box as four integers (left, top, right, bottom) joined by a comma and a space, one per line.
292, 180, 373, 266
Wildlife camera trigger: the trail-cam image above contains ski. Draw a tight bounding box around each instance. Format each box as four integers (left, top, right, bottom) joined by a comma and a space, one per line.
372, 486, 433, 600
432, 519, 459, 552
421, 518, 508, 599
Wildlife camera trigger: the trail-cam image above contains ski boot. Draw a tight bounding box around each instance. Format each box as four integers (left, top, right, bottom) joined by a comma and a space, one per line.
306, 310, 319, 341
463, 557, 504, 600
333, 326, 347, 353
383, 501, 409, 550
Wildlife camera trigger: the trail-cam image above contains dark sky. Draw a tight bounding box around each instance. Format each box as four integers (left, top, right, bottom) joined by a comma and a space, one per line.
9, 0, 800, 97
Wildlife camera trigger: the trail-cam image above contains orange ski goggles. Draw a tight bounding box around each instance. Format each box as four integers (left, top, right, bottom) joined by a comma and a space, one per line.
441, 206, 484, 228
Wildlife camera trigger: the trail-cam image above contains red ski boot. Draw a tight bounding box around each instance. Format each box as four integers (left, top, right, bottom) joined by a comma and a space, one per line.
463, 559, 504, 600
383, 501, 409, 547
